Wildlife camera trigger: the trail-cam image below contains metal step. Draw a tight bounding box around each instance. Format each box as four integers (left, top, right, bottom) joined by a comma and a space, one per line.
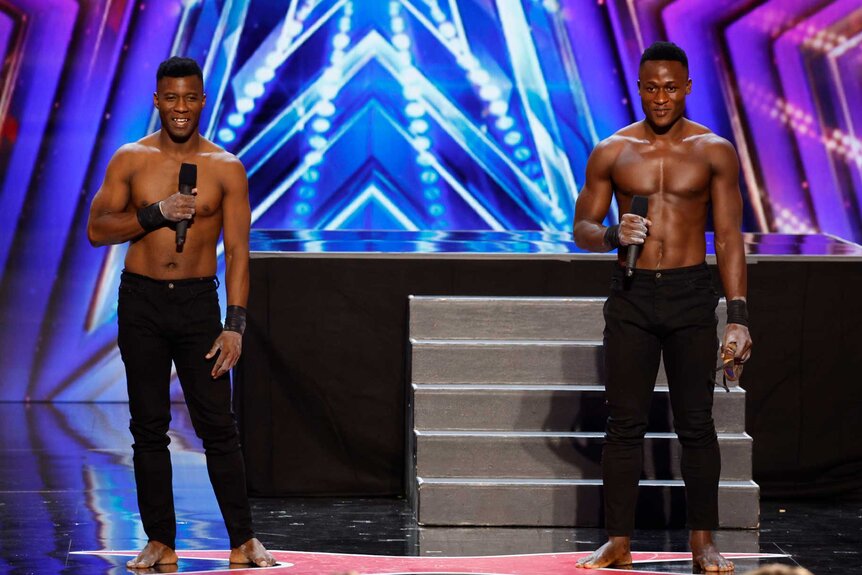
415, 431, 752, 480
409, 341, 698, 387
415, 478, 759, 528
410, 340, 607, 385
409, 296, 728, 342
412, 384, 746, 433
409, 296, 607, 341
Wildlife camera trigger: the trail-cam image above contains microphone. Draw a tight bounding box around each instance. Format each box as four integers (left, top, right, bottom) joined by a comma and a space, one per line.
625, 195, 649, 277
175, 163, 197, 248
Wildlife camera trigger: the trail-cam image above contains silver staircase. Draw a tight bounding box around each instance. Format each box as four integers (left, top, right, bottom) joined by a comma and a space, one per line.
407, 296, 759, 528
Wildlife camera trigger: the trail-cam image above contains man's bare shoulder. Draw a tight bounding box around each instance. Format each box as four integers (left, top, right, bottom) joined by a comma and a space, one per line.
130, 132, 163, 152
116, 137, 158, 155
683, 121, 733, 148
691, 135, 738, 169
197, 139, 244, 171
702, 133, 736, 156
679, 125, 739, 181
612, 120, 650, 140
591, 124, 642, 158
586, 125, 644, 173
195, 142, 247, 194
109, 140, 158, 172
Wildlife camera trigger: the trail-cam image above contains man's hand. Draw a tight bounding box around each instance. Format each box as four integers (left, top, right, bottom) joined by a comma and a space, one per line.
722, 323, 752, 364
159, 188, 197, 222
206, 330, 242, 378
618, 213, 652, 246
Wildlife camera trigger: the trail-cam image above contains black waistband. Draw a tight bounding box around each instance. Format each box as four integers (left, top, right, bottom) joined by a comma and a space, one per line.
612, 262, 710, 280
121, 270, 218, 287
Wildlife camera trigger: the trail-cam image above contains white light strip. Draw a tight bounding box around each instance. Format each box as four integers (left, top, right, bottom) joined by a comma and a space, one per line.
325, 185, 420, 230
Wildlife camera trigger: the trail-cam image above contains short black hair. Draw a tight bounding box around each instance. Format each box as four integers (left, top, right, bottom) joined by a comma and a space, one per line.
156, 56, 203, 83
639, 41, 688, 70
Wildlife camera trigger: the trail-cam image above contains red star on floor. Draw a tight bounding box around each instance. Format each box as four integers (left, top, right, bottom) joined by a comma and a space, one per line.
74, 549, 787, 574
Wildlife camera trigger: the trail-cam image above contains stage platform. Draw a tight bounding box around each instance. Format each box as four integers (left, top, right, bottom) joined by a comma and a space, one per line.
235, 231, 862, 504
248, 229, 862, 259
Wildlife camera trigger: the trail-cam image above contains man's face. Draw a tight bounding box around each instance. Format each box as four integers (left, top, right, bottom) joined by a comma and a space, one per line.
153, 75, 205, 143
637, 60, 691, 130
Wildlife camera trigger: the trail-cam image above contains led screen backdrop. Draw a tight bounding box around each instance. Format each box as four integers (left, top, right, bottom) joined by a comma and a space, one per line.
0, 0, 860, 400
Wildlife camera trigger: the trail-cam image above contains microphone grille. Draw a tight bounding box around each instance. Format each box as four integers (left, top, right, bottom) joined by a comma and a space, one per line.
179, 163, 197, 187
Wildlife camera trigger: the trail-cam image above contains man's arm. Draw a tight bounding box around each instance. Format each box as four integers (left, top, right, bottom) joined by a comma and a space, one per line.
573, 138, 650, 252
87, 146, 142, 246
206, 155, 250, 378
221, 156, 250, 309
710, 138, 752, 362
87, 145, 195, 247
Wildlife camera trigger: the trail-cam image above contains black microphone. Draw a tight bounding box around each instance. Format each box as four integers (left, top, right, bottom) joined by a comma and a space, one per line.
625, 195, 649, 277
175, 163, 197, 248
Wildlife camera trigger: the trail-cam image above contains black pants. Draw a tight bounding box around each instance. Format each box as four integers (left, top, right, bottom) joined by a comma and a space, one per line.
117, 271, 254, 549
602, 263, 720, 535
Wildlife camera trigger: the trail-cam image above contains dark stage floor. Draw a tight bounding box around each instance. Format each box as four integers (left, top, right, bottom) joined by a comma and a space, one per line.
1, 403, 858, 574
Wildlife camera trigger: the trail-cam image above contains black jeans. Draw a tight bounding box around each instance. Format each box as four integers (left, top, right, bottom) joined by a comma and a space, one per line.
602, 263, 720, 535
117, 271, 254, 549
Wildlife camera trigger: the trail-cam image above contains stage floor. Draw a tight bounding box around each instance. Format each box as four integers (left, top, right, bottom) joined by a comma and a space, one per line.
1, 403, 858, 574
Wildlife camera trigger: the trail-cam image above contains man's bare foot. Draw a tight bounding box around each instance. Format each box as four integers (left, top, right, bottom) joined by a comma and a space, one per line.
576, 536, 633, 569
126, 540, 178, 569
690, 530, 734, 572
126, 564, 178, 574
229, 537, 277, 567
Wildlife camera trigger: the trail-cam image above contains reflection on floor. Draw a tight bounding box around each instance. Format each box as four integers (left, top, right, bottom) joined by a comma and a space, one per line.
0, 403, 857, 574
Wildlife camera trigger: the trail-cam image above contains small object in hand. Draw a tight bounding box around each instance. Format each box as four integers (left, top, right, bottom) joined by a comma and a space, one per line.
721, 341, 743, 381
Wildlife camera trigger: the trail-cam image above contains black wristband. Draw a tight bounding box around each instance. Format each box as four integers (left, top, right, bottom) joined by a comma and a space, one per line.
137, 202, 167, 232
224, 305, 247, 335
604, 224, 621, 249
727, 299, 749, 327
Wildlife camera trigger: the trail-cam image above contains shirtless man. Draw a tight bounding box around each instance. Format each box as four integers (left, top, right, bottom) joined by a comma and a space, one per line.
87, 56, 275, 569
572, 42, 753, 571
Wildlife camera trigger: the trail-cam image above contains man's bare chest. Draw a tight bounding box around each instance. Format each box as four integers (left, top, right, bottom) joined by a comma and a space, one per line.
130, 163, 223, 217
611, 147, 711, 198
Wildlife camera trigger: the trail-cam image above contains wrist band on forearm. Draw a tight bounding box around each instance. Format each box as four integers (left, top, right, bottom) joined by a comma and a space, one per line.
604, 225, 621, 249
224, 305, 247, 335
727, 299, 749, 327
137, 202, 167, 232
